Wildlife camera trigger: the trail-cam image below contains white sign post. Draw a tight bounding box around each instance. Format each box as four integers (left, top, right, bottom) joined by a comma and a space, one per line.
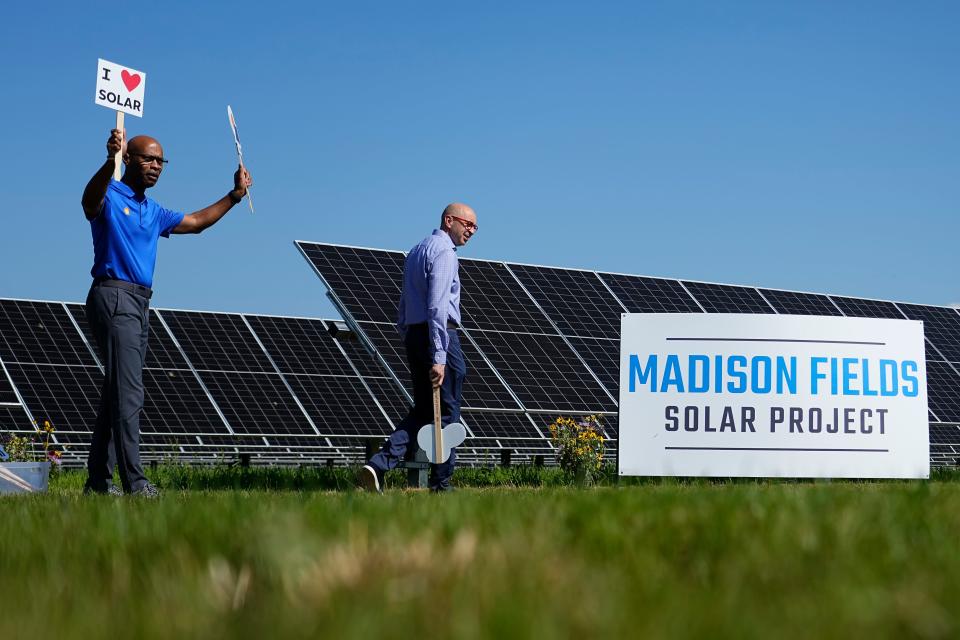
618, 314, 929, 479
94, 58, 147, 179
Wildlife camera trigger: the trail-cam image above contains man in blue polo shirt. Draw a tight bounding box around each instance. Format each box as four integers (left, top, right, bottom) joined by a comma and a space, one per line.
80, 128, 252, 497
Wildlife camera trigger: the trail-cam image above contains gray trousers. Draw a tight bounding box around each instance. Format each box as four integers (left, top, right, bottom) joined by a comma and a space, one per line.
85, 282, 150, 492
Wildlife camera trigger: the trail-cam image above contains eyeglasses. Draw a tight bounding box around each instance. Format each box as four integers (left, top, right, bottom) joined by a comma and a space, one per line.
130, 153, 169, 166
447, 214, 478, 232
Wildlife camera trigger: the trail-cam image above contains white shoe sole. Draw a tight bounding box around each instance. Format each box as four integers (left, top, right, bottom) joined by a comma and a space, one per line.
359, 465, 381, 493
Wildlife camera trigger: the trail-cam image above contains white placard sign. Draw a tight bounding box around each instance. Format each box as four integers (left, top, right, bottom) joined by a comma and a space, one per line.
94, 58, 146, 118
618, 314, 929, 479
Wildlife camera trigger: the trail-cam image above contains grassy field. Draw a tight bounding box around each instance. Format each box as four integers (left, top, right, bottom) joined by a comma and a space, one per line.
2, 468, 960, 639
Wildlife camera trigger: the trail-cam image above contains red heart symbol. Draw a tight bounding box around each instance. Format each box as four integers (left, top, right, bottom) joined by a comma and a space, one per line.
121, 70, 141, 92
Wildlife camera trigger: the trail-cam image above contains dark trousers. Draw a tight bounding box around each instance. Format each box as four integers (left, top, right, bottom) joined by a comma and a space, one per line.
369, 324, 465, 489
85, 283, 150, 492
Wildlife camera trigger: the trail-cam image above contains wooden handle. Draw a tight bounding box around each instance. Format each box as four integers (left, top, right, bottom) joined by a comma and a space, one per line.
432, 386, 443, 461
113, 111, 124, 180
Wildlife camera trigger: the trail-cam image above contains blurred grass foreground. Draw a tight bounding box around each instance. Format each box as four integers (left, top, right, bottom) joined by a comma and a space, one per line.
1, 467, 959, 639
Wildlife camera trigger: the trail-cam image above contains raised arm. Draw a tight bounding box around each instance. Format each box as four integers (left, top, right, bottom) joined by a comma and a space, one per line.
172, 165, 253, 234
81, 129, 124, 220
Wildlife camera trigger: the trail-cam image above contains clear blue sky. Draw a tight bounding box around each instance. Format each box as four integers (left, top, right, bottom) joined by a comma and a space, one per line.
1, 1, 957, 318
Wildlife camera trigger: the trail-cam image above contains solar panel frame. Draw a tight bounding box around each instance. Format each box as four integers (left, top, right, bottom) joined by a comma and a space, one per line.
828, 296, 906, 319
0, 300, 97, 366
66, 304, 192, 371
507, 264, 627, 339
358, 321, 523, 411
929, 424, 960, 445
359, 376, 412, 425
139, 369, 232, 435
459, 410, 546, 440
896, 303, 960, 363
597, 273, 704, 314
245, 315, 357, 377
681, 281, 777, 314
0, 404, 34, 433
757, 289, 844, 316
564, 336, 620, 397
468, 330, 617, 412
529, 412, 619, 441
159, 310, 276, 373
196, 370, 318, 436
283, 373, 394, 437
0, 372, 19, 404
457, 259, 557, 333
297, 242, 406, 324
926, 361, 960, 424
5, 363, 101, 434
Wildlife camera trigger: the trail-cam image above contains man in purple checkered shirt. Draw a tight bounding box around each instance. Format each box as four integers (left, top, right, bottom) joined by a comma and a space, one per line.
360, 203, 478, 492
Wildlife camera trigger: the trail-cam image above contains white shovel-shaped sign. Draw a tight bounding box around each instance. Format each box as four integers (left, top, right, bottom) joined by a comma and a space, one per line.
417, 386, 466, 464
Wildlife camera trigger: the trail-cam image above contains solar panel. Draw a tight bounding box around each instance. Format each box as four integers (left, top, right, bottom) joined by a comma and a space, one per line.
196, 371, 315, 436
0, 300, 96, 366
0, 369, 19, 404
245, 315, 356, 376
460, 410, 545, 439
468, 330, 616, 412
328, 329, 391, 379
359, 376, 412, 424
565, 337, 620, 396
681, 282, 776, 314
458, 260, 556, 333
66, 304, 191, 371
160, 311, 275, 373
139, 433, 202, 447
930, 424, 960, 445
5, 364, 100, 433
508, 264, 626, 338
352, 322, 409, 378
140, 369, 229, 435
200, 434, 270, 447
896, 303, 960, 363
529, 412, 619, 440
758, 289, 843, 316
265, 435, 329, 448
297, 243, 405, 324
357, 322, 522, 410
284, 374, 393, 437
0, 405, 33, 433
828, 296, 905, 319
926, 362, 960, 423
598, 273, 703, 313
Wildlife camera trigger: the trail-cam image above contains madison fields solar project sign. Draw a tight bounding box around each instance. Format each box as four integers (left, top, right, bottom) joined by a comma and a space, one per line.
619, 314, 930, 478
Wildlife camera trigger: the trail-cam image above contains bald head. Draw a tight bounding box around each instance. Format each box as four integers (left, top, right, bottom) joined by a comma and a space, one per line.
122, 135, 165, 191
439, 202, 478, 247
126, 135, 162, 156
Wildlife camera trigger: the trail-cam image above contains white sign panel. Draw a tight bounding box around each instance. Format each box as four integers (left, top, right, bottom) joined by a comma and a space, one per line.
94, 58, 146, 118
618, 314, 929, 479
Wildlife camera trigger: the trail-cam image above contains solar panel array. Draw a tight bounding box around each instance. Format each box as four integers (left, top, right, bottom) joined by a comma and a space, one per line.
0, 298, 418, 465
298, 241, 960, 467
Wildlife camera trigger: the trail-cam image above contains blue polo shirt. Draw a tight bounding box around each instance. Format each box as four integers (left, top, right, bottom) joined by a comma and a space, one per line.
89, 179, 184, 288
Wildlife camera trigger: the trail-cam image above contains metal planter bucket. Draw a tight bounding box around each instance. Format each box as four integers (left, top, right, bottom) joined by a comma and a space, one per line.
0, 462, 51, 494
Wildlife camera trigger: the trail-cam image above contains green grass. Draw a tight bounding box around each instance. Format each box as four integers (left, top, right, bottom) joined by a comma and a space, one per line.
2, 469, 960, 639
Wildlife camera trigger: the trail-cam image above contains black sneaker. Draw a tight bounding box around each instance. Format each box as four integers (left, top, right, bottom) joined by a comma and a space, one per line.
83, 481, 122, 496
130, 482, 160, 498
358, 465, 382, 493
429, 484, 456, 494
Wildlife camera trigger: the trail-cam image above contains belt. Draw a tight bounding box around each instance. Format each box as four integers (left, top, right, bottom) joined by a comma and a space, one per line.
92, 278, 153, 300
